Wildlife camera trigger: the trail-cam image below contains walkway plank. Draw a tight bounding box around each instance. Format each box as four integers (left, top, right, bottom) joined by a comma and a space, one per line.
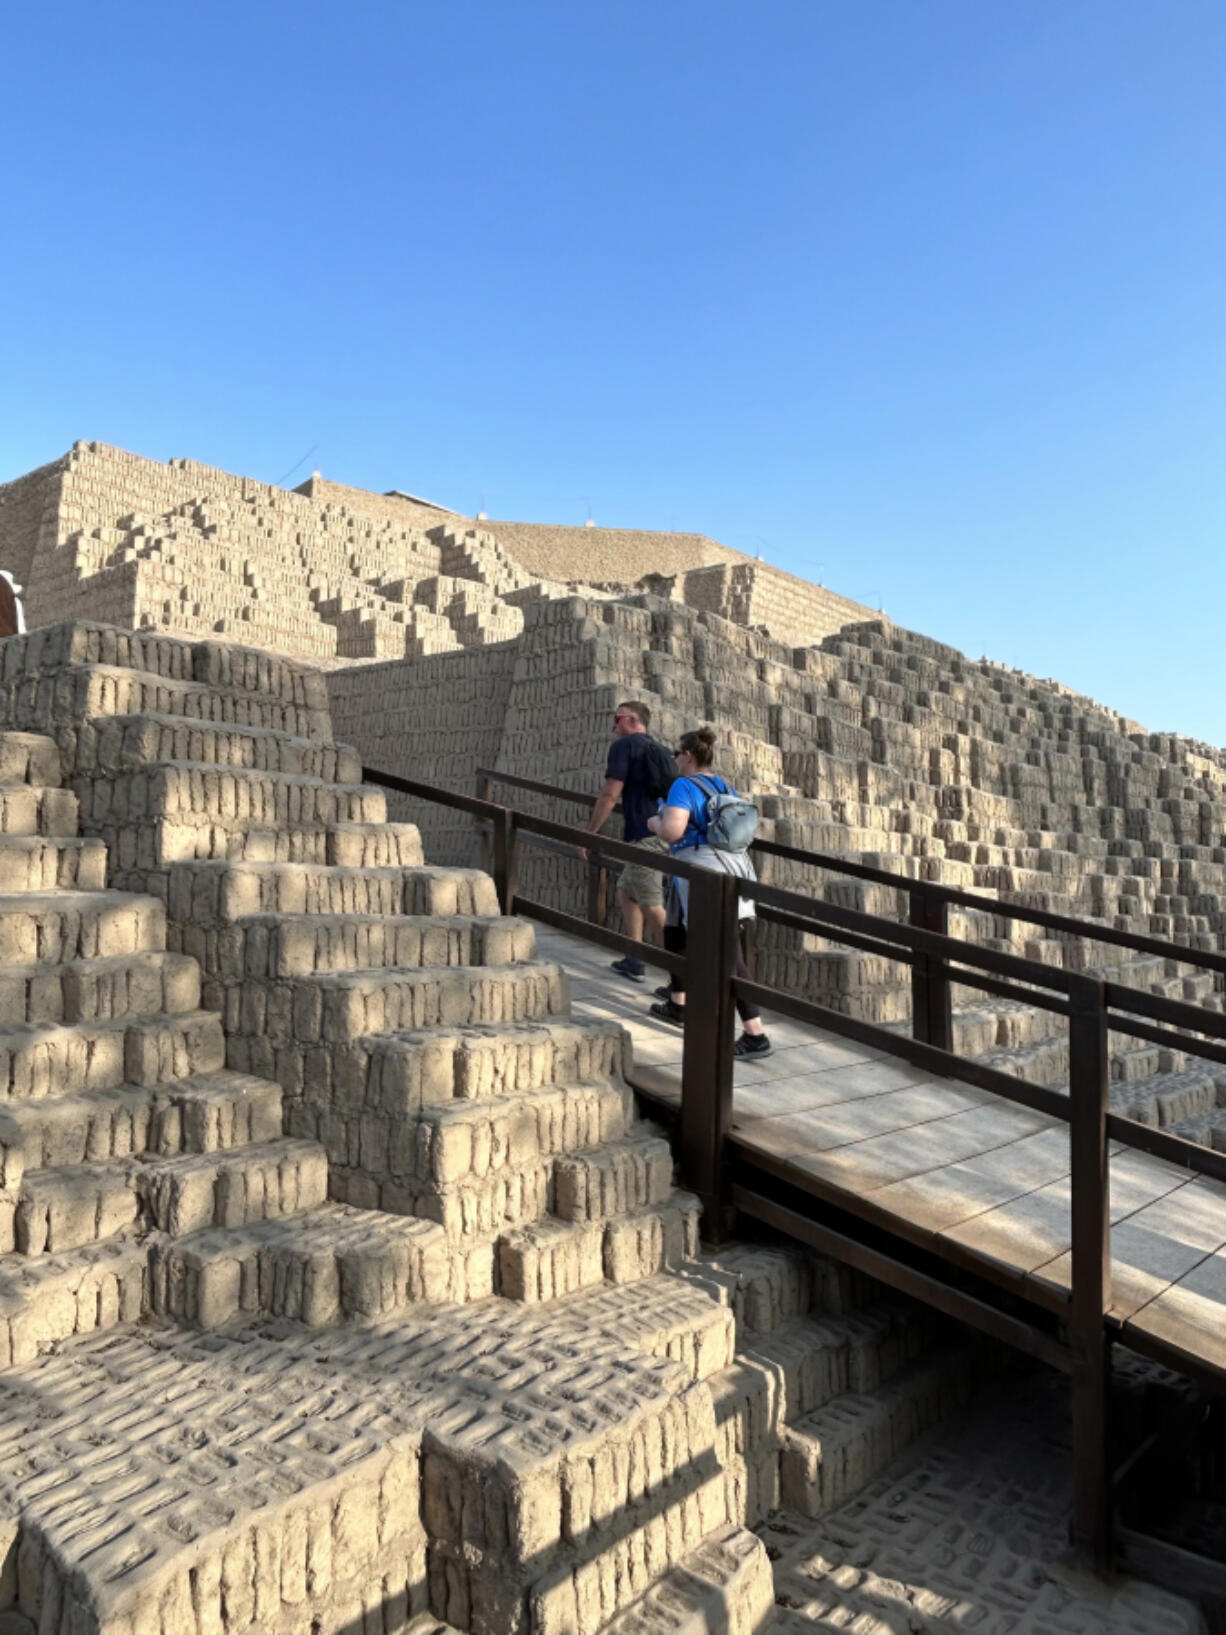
535, 923, 1226, 1387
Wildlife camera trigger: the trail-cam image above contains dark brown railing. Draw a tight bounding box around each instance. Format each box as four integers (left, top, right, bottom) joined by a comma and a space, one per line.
365, 761, 1226, 1581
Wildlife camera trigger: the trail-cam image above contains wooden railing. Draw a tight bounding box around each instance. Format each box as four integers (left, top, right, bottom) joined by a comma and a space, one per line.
364, 761, 1226, 1577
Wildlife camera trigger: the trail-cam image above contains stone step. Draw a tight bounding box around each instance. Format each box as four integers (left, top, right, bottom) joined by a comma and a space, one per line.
101, 815, 412, 874
0, 732, 61, 787
112, 816, 396, 873
1111, 1040, 1183, 1083
408, 1081, 633, 1189
0, 950, 199, 1027
591, 1524, 774, 1635
602, 1191, 702, 1285
743, 1304, 933, 1419
1166, 1105, 1226, 1151
361, 1017, 627, 1109
0, 1234, 147, 1366
0, 1069, 283, 1184
7, 1132, 325, 1254
496, 1216, 604, 1301
544, 1272, 736, 1382
11, 1158, 141, 1254
150, 1201, 450, 1327
0, 834, 107, 893
0, 1009, 225, 1100
5, 623, 332, 716
778, 1344, 977, 1516
273, 1018, 628, 1205
0, 889, 166, 965
222, 910, 536, 978
1111, 1067, 1225, 1129
678, 1244, 817, 1336
259, 962, 569, 1047
80, 711, 362, 781
167, 857, 500, 927
411, 1152, 553, 1241
711, 1305, 939, 1526
141, 1137, 328, 1237
977, 1034, 1069, 1087
553, 1132, 675, 1222
0, 785, 78, 838
77, 761, 386, 831
378, 1141, 683, 1256
325, 820, 423, 869
951, 997, 1063, 1056
56, 658, 332, 740
681, 1243, 890, 1333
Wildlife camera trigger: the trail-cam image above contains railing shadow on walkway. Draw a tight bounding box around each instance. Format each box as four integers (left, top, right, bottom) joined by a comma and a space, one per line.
362, 761, 1226, 1596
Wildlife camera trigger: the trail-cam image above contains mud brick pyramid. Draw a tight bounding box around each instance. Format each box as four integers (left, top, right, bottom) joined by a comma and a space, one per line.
0, 618, 1009, 1635
0, 440, 1218, 1631
0, 442, 871, 666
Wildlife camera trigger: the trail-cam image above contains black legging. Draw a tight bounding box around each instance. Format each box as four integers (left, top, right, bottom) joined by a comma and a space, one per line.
664, 921, 761, 1024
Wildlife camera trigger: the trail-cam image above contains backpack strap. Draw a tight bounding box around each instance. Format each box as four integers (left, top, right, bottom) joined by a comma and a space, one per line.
686, 775, 721, 838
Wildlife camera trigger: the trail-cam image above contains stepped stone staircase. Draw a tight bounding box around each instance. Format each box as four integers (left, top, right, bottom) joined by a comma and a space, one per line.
0, 619, 1028, 1635
0, 718, 331, 1364
0, 621, 704, 1326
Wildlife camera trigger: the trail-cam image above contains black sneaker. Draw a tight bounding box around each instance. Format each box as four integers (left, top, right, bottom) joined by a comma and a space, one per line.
649, 998, 686, 1027
734, 1032, 773, 1061
653, 983, 672, 1001
610, 957, 646, 983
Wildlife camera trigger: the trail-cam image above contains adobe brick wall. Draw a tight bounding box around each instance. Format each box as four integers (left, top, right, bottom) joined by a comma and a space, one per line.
0, 454, 69, 593
1, 441, 876, 664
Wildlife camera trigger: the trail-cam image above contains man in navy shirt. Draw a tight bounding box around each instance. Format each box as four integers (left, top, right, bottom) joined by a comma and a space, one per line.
583, 701, 668, 981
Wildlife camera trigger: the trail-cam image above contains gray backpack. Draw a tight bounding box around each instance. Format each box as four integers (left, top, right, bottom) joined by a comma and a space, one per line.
691, 775, 759, 853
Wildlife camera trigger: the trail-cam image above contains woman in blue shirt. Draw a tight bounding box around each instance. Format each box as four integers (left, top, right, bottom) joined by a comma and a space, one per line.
644, 726, 773, 1060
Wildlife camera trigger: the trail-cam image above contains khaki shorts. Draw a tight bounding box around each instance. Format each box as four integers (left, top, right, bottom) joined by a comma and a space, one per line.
617, 835, 669, 910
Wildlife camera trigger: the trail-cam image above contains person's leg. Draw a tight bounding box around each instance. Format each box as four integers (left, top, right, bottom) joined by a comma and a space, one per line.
643, 902, 667, 946
610, 870, 648, 980
650, 921, 688, 1023
612, 844, 667, 981
619, 890, 644, 944
734, 952, 765, 1035
733, 931, 772, 1055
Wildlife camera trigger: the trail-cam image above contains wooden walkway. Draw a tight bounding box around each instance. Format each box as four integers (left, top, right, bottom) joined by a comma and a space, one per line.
538, 925, 1226, 1386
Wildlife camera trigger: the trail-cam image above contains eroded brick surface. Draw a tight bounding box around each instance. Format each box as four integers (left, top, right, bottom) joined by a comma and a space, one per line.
762, 1372, 1205, 1635
0, 517, 1212, 1635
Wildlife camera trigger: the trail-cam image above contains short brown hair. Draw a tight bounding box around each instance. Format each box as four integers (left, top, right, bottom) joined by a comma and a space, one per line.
616, 700, 651, 727
677, 725, 716, 768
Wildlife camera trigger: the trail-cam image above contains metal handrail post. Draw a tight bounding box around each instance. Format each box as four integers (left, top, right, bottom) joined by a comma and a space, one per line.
1068, 973, 1113, 1572
910, 886, 953, 1051
679, 870, 740, 1242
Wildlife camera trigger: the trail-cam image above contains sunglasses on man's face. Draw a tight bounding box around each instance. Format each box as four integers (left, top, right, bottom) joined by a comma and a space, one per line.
613, 713, 633, 722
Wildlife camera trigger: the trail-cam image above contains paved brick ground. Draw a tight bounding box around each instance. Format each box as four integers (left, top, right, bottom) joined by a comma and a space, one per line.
760, 1371, 1206, 1634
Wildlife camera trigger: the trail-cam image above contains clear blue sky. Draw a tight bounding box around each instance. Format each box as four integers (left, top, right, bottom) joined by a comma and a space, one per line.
3, 4, 1224, 739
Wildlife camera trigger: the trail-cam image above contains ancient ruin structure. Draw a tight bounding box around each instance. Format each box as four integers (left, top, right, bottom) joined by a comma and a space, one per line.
0, 443, 1212, 1633
0, 442, 873, 664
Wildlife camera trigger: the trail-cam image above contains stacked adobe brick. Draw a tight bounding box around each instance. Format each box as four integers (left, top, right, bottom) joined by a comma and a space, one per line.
0, 618, 1010, 1635
332, 591, 1226, 1154
0, 621, 711, 1316
0, 442, 874, 671
1, 443, 587, 663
